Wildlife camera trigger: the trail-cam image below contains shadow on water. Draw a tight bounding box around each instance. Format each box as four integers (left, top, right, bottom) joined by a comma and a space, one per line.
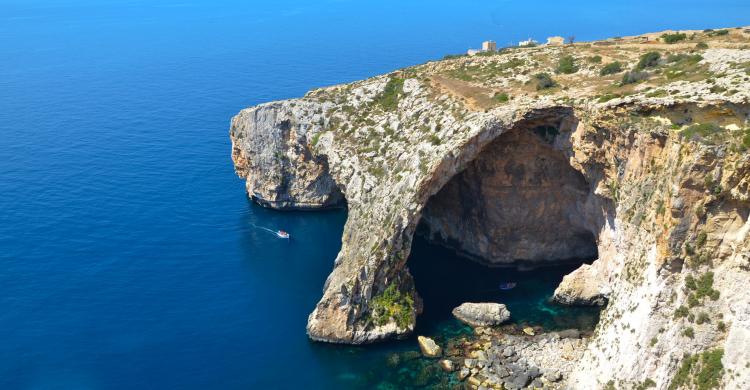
409, 235, 601, 336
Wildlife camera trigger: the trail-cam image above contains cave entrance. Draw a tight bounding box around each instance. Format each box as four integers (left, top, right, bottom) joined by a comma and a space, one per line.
407, 116, 601, 333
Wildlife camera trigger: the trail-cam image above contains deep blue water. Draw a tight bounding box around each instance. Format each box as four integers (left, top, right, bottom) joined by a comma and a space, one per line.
1, 1, 748, 389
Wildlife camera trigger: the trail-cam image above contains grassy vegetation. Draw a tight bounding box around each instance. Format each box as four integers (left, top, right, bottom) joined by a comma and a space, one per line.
533, 73, 557, 90
662, 32, 687, 44
445, 58, 525, 83
679, 123, 722, 144
374, 77, 405, 111
707, 29, 729, 37
636, 378, 657, 390
696, 42, 709, 49
556, 55, 579, 74
370, 282, 414, 329
588, 55, 602, 64
493, 92, 509, 103
311, 131, 324, 146
600, 61, 623, 76
663, 54, 705, 80
669, 349, 724, 390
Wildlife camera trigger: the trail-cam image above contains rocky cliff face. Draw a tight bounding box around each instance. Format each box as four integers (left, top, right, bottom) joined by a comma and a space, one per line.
231, 28, 750, 389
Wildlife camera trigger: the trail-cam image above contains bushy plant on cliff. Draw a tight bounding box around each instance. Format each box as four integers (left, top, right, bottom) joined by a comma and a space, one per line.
370, 283, 414, 329
621, 71, 649, 85
661, 32, 687, 44
375, 77, 405, 111
533, 73, 556, 90
600, 61, 623, 76
669, 349, 724, 390
493, 92, 509, 103
680, 123, 723, 145
636, 51, 661, 70
556, 55, 579, 74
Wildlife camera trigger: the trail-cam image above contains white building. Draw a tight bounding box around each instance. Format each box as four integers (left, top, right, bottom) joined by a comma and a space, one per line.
519, 38, 538, 47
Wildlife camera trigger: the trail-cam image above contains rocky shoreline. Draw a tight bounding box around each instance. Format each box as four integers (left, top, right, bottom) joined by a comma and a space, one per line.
413, 303, 589, 390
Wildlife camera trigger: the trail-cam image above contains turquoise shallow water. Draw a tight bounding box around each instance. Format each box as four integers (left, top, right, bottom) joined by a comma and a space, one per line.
1, 1, 748, 389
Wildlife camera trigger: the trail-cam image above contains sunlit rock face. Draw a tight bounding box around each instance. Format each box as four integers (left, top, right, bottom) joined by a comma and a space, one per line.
420, 127, 597, 267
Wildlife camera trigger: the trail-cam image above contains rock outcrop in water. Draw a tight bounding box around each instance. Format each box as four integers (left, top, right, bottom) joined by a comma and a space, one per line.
452, 302, 511, 327
231, 28, 750, 389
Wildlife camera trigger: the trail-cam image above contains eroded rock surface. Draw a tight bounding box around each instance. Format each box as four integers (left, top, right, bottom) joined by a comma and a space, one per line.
421, 123, 600, 266
231, 28, 750, 389
452, 302, 511, 327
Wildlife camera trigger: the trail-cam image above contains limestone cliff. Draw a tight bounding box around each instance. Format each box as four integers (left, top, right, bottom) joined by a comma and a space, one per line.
231, 28, 750, 389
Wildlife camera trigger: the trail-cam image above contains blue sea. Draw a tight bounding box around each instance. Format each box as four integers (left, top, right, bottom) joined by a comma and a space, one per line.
1, 1, 747, 389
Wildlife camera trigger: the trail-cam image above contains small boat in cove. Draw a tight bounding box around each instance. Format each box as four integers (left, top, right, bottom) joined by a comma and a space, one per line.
276, 230, 290, 239
498, 282, 517, 290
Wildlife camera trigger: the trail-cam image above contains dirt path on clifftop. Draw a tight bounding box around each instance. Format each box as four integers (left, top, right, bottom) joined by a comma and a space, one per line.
430, 74, 496, 111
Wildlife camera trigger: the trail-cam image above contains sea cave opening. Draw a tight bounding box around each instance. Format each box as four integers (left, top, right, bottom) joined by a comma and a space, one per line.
407, 116, 602, 335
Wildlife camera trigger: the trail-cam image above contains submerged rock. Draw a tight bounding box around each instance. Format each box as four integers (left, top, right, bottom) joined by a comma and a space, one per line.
452, 302, 511, 327
417, 336, 442, 357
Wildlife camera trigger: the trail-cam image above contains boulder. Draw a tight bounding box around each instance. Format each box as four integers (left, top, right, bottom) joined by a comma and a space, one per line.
452, 302, 511, 327
543, 369, 562, 382
522, 327, 535, 336
504, 372, 531, 390
552, 263, 608, 306
417, 336, 442, 357
439, 359, 455, 372
458, 368, 470, 381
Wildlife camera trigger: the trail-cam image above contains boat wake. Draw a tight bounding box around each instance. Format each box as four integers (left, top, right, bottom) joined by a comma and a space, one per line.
250, 224, 290, 239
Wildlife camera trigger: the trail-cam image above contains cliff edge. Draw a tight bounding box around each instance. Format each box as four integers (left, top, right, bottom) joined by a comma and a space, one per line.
231, 28, 750, 389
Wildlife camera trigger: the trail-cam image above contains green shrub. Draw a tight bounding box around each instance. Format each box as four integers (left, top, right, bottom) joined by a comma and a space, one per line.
675, 305, 689, 318
650, 337, 658, 347
428, 134, 442, 145
370, 282, 414, 329
637, 52, 661, 70
662, 33, 687, 44
556, 55, 579, 74
696, 312, 710, 324
683, 327, 695, 338
709, 29, 729, 36
493, 92, 509, 103
680, 123, 722, 143
375, 77, 405, 111
696, 42, 709, 49
621, 71, 649, 85
696, 231, 707, 247
311, 132, 323, 146
669, 349, 724, 390
588, 55, 603, 63
600, 61, 623, 75
598, 93, 621, 103
667, 53, 703, 64
636, 378, 657, 390
533, 73, 557, 90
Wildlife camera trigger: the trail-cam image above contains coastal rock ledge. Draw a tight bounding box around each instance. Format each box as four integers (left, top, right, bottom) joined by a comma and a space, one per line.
231, 28, 750, 389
